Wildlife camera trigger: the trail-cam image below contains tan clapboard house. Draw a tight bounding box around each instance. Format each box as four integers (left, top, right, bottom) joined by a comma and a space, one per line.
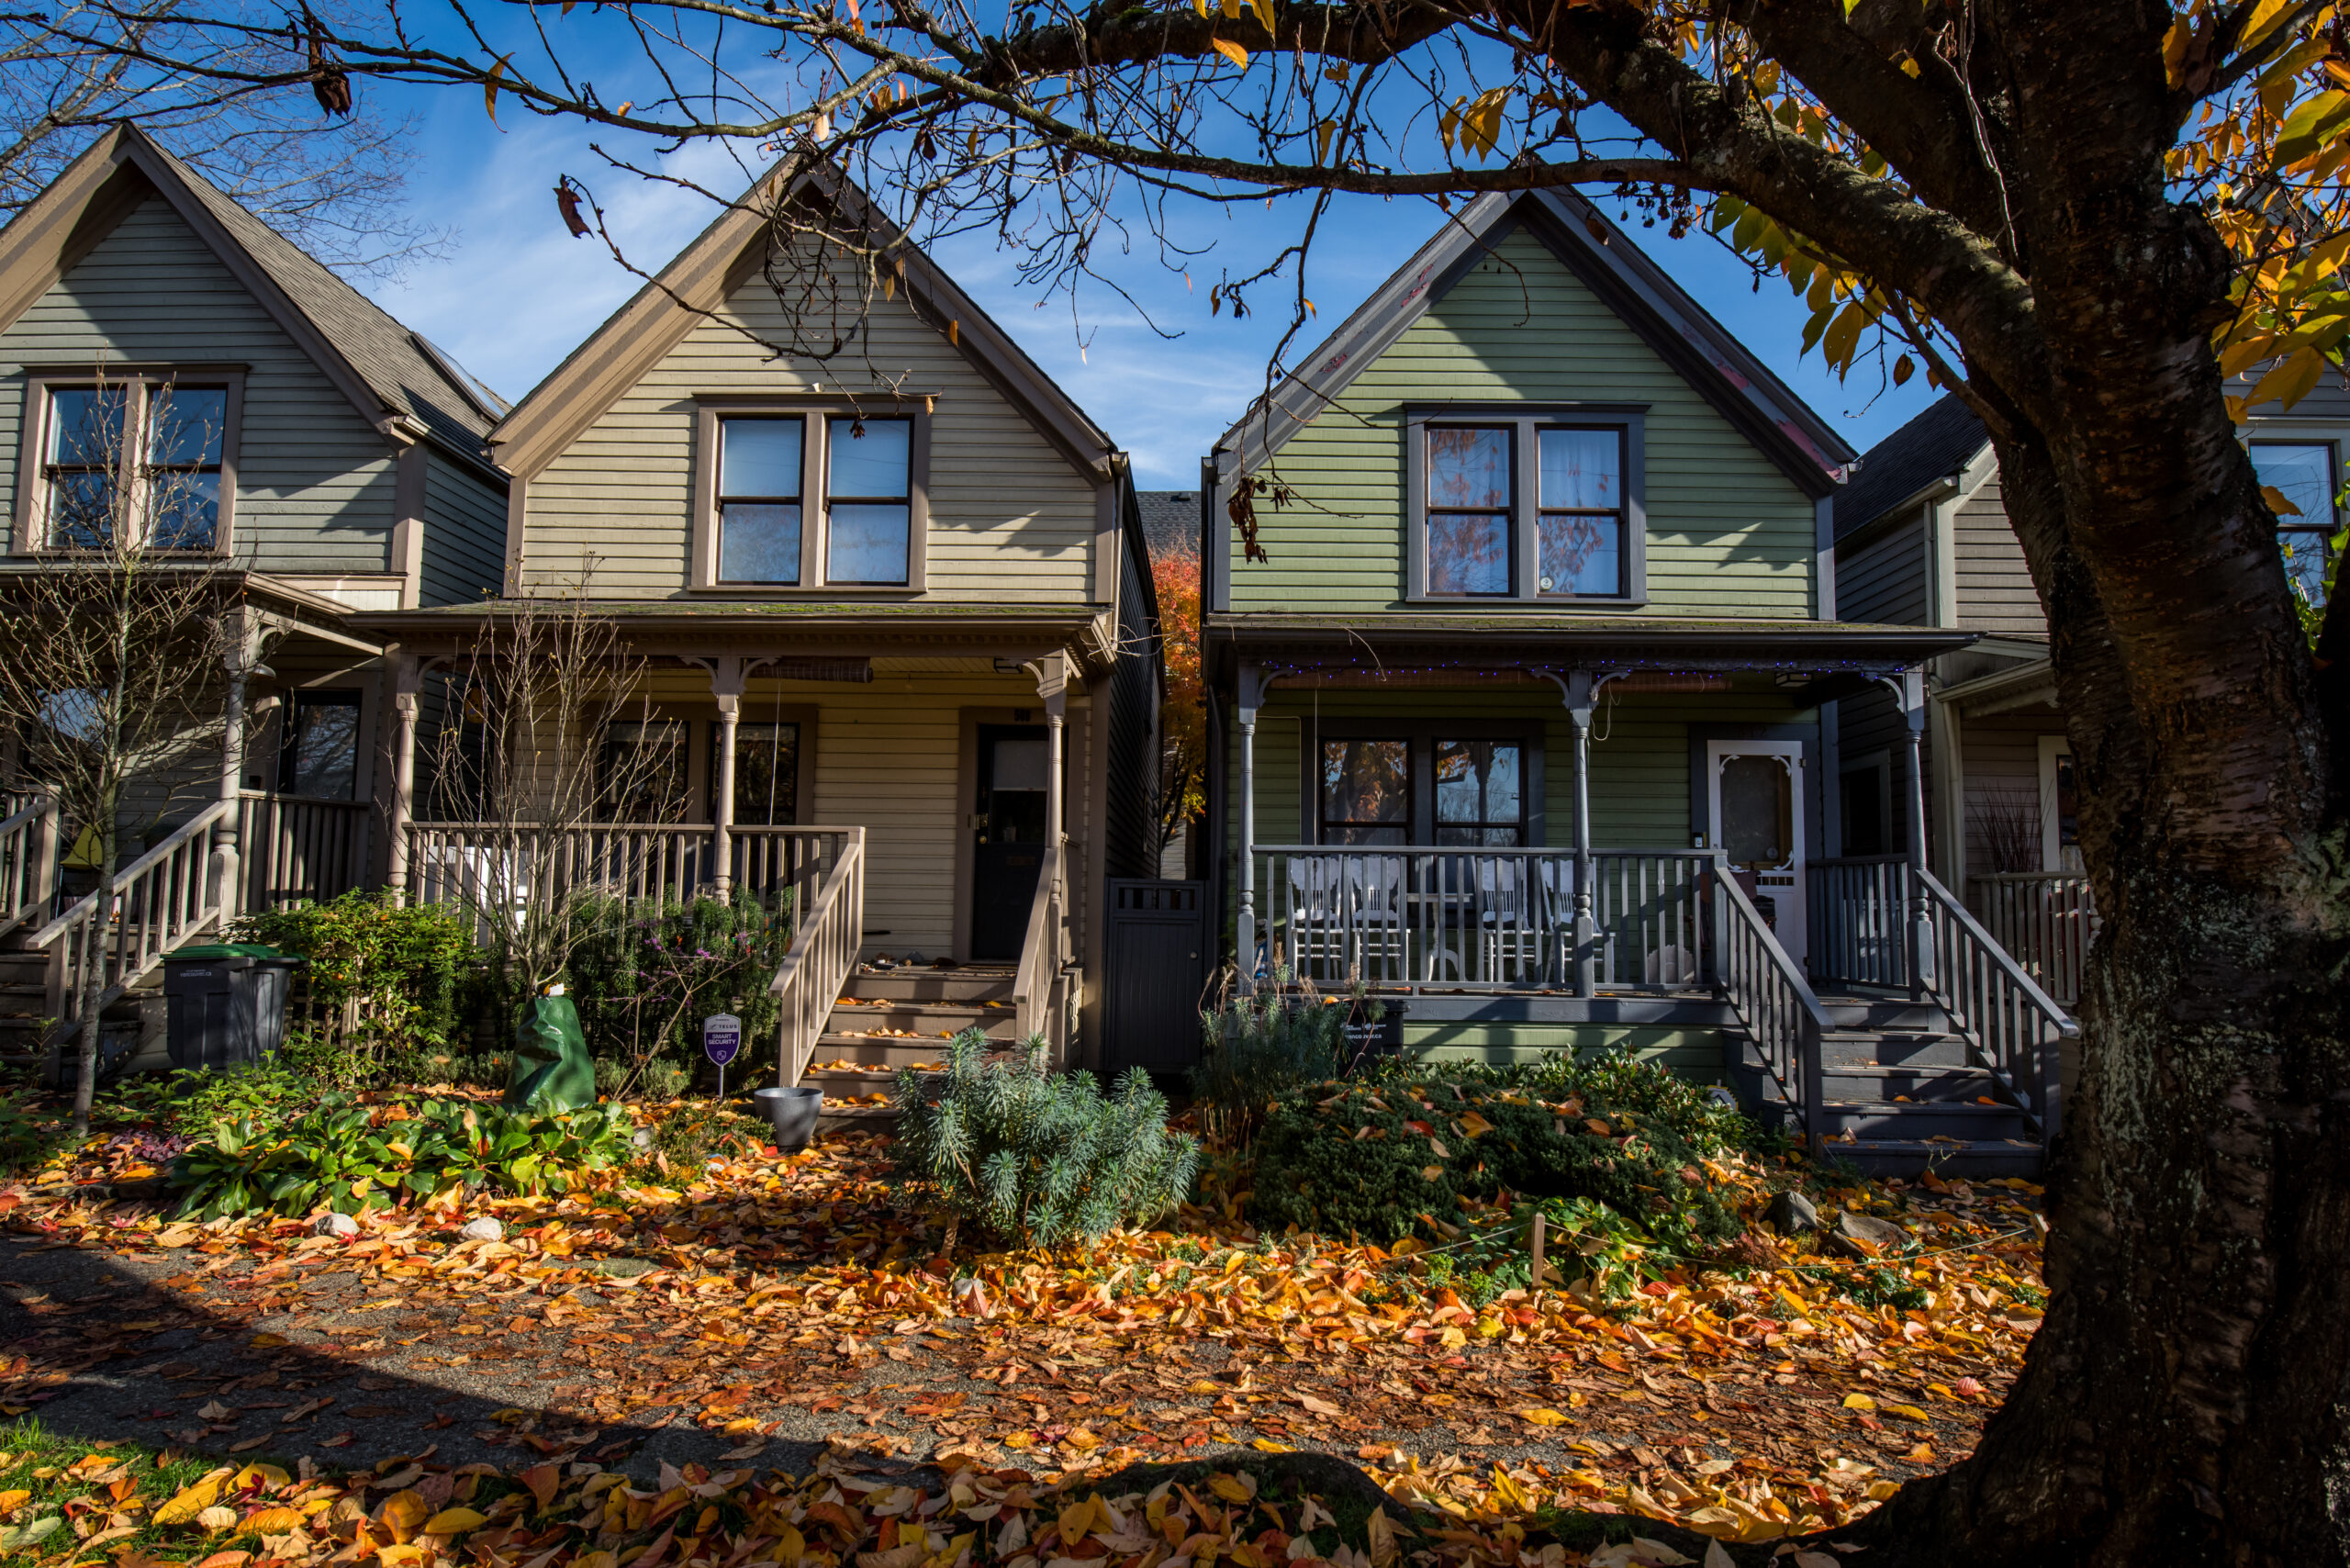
354, 162, 1164, 1086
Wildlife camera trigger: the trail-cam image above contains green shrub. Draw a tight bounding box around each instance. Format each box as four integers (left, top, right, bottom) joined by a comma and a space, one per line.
1248, 1057, 1743, 1254
565, 896, 792, 1095
112, 1060, 327, 1138
234, 891, 480, 1056
891, 1030, 1201, 1249
631, 1100, 769, 1180
0, 1091, 60, 1176
1192, 979, 1382, 1144
166, 1094, 633, 1219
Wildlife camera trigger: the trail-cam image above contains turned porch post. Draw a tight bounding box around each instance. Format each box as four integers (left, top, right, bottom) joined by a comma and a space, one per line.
1236, 663, 1265, 997
211, 612, 256, 921
386, 655, 421, 903
709, 656, 744, 899
1565, 670, 1599, 998
1891, 667, 1935, 996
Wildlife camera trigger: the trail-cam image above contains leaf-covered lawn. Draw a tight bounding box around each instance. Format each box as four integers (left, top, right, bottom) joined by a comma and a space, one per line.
0, 1126, 2046, 1555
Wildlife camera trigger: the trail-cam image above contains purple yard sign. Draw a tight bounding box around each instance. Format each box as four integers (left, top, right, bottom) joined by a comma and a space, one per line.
703, 1013, 743, 1068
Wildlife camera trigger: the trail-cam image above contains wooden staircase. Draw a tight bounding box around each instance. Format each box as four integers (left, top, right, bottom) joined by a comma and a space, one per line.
797, 961, 1022, 1111
1731, 990, 2046, 1177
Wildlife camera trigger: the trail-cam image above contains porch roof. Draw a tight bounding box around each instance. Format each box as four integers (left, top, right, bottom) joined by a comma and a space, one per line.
1205, 611, 1977, 679
352, 598, 1103, 659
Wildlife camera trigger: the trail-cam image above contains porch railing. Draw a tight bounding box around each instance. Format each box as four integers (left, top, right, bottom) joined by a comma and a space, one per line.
1014, 834, 1076, 1049
31, 800, 234, 1045
405, 822, 850, 920
1968, 871, 2098, 1008
769, 827, 865, 1086
1711, 857, 1829, 1150
1244, 846, 1715, 990
239, 792, 371, 912
0, 795, 59, 938
1808, 857, 2077, 1137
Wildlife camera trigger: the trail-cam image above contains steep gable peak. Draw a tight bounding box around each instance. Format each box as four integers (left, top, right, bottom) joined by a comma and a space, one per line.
1213, 187, 1853, 498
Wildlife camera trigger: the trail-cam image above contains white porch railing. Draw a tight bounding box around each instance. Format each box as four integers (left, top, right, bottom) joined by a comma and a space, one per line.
1014, 834, 1078, 1050
1969, 871, 2098, 1008
239, 792, 371, 912
768, 827, 865, 1086
1712, 858, 1829, 1150
32, 801, 235, 1045
1809, 857, 2077, 1137
0, 795, 60, 938
1244, 846, 1715, 991
404, 822, 851, 917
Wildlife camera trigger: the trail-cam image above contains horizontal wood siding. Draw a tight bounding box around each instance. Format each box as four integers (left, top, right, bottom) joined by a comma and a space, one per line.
1959, 708, 2065, 875
420, 449, 508, 607
0, 195, 395, 571
1836, 510, 1927, 625
1407, 1024, 1725, 1081
1953, 476, 2047, 634
1231, 230, 1819, 617
1103, 542, 1159, 879
523, 238, 1097, 602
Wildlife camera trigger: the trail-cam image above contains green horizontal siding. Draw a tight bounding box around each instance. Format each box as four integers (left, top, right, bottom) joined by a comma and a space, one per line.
1405, 1025, 1728, 1082
1233, 229, 1818, 617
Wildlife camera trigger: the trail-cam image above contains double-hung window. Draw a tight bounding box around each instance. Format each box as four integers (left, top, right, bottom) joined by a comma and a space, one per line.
2250, 440, 2338, 610
21, 374, 239, 552
696, 402, 927, 591
1407, 406, 1644, 603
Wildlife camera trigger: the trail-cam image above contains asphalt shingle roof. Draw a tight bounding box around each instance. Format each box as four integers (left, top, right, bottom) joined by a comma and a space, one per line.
1834, 393, 1989, 541
1136, 489, 1201, 559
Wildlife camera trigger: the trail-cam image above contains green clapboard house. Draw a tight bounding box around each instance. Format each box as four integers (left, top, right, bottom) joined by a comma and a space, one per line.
1190, 189, 2075, 1174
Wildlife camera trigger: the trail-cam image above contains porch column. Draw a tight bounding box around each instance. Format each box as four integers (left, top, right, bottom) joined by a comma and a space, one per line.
1564, 671, 1598, 998
1896, 667, 1935, 995
1036, 655, 1069, 846
386, 655, 421, 903
211, 613, 256, 922
1237, 663, 1264, 997
709, 657, 744, 900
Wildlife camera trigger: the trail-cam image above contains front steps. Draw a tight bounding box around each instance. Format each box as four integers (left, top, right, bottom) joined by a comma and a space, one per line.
1734, 991, 2045, 1178
797, 961, 1022, 1120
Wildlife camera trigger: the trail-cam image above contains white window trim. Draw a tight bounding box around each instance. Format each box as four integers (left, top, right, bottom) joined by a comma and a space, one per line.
12, 366, 246, 556
690, 395, 931, 595
1403, 402, 1648, 606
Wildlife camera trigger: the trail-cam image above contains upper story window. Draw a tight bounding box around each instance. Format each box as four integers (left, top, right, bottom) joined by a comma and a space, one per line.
1406, 406, 1645, 604
24, 375, 239, 553
2250, 440, 2337, 610
694, 401, 929, 593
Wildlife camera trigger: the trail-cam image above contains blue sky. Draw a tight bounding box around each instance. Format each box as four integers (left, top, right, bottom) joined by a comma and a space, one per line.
354, 99, 1938, 488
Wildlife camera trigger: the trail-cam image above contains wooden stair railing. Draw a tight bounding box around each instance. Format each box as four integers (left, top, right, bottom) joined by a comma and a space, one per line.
767, 827, 866, 1087
1013, 834, 1070, 1050
31, 800, 235, 1046
1917, 867, 2079, 1139
0, 795, 60, 940
1711, 856, 1831, 1152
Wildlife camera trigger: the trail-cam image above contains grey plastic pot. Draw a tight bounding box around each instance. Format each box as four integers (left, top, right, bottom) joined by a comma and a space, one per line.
754, 1084, 825, 1151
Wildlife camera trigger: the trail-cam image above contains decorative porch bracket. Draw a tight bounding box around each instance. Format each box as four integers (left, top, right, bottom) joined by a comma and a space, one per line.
1874, 667, 1937, 995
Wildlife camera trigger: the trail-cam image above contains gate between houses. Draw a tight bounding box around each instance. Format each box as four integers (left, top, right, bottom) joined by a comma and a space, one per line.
1102, 879, 1207, 1077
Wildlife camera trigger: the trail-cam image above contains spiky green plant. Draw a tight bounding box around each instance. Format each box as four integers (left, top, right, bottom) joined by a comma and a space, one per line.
890, 1030, 1199, 1250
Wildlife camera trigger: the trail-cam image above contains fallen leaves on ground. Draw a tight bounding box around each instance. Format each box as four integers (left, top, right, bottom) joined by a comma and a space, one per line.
1, 1123, 2046, 1545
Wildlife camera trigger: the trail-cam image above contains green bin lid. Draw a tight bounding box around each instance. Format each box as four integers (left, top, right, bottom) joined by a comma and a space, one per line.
165, 943, 304, 964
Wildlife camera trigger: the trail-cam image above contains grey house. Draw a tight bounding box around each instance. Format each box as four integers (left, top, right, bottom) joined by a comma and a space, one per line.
0, 124, 509, 1062
1830, 386, 2347, 1006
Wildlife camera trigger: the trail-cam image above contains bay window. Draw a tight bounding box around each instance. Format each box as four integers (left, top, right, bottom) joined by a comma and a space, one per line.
1406, 405, 1644, 604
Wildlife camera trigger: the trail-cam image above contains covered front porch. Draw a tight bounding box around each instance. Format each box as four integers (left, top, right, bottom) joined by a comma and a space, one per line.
1210, 616, 2076, 1160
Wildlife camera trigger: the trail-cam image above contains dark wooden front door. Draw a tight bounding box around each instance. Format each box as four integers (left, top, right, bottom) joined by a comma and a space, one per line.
970, 725, 1048, 961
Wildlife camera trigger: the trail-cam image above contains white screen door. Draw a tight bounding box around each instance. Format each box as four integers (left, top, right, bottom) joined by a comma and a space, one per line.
1708, 740, 1807, 971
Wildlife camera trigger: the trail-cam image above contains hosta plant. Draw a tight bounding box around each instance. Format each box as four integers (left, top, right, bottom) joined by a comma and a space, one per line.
891, 1031, 1199, 1250
167, 1094, 633, 1220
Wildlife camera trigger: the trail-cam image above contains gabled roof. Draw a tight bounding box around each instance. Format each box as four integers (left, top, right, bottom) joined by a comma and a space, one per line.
1833, 392, 1989, 541
1136, 489, 1199, 559
490, 159, 1115, 482
1212, 188, 1856, 498
0, 125, 501, 469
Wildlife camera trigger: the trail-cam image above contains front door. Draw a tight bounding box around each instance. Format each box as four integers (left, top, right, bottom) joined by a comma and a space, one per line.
970, 725, 1049, 961
1708, 740, 1807, 972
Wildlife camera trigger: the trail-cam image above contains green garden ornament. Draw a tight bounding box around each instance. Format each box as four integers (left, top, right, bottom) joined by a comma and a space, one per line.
505, 984, 596, 1114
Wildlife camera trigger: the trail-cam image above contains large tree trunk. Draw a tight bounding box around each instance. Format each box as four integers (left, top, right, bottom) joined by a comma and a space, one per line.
1850, 15, 2350, 1558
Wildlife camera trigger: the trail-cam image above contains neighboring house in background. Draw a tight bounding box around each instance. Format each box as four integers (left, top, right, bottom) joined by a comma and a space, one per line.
0, 125, 508, 1072
1192, 188, 2074, 1173
1137, 487, 1203, 880
1830, 386, 2344, 1005
353, 161, 1164, 1087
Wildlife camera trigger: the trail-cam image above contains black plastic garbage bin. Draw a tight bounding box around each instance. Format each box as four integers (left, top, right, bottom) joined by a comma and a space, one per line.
162, 944, 302, 1071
